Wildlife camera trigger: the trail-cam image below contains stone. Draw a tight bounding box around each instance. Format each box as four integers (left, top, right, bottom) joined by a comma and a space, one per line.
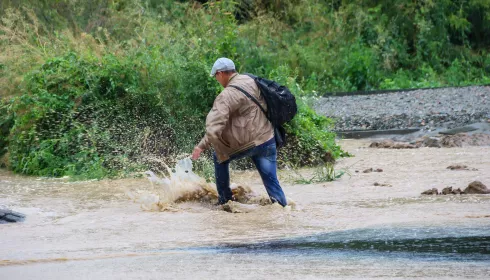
362, 168, 383, 173
369, 140, 417, 149
369, 140, 394, 148
440, 134, 465, 147
463, 181, 490, 194
413, 134, 490, 148
447, 164, 468, 170
441, 187, 453, 195
0, 209, 26, 223
451, 188, 464, 195
374, 182, 392, 187
420, 137, 442, 148
421, 188, 439, 195
440, 133, 490, 147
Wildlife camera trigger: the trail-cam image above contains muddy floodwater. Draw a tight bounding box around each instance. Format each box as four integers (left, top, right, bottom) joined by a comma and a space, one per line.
1, 140, 489, 279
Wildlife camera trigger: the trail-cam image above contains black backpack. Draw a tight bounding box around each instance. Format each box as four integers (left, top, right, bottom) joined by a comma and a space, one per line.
229, 74, 298, 147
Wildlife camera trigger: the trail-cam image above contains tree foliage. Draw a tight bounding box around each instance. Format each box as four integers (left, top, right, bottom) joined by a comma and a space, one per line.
0, 0, 489, 178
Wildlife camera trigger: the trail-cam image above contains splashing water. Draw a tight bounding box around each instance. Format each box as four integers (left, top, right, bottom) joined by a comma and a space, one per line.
126, 158, 288, 212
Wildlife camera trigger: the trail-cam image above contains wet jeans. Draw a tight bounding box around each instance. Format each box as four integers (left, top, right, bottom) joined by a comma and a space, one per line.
213, 138, 287, 206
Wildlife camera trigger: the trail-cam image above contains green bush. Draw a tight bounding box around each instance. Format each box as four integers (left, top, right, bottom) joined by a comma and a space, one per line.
0, 100, 14, 161
3, 0, 490, 178
267, 66, 345, 166
4, 49, 343, 178
7, 52, 178, 178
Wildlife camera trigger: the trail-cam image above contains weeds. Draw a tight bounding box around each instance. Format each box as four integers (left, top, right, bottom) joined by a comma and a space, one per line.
291, 163, 348, 185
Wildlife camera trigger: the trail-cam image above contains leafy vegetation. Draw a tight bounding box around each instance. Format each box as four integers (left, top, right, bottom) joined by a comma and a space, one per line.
1, 0, 489, 178
291, 163, 347, 185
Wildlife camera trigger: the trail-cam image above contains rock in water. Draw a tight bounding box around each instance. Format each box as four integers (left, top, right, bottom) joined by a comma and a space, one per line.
440, 133, 490, 147
420, 137, 442, 148
464, 181, 490, 194
446, 165, 468, 170
451, 188, 464, 195
369, 140, 417, 149
421, 188, 439, 195
374, 182, 392, 187
0, 209, 26, 224
369, 140, 394, 148
441, 187, 453, 195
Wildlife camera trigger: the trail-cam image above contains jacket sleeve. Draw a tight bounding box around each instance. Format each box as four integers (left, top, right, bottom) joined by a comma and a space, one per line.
197, 89, 240, 150
197, 134, 210, 151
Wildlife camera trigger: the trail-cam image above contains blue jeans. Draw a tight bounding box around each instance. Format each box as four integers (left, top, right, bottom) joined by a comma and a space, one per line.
213, 138, 287, 206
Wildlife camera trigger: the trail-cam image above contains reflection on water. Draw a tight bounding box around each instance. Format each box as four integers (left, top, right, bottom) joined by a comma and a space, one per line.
353, 195, 490, 208
218, 226, 490, 261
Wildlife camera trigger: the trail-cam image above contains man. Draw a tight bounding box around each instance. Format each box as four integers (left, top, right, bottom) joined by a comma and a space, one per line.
191, 57, 287, 207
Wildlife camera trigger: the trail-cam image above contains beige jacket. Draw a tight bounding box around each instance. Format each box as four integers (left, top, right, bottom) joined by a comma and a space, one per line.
198, 74, 274, 163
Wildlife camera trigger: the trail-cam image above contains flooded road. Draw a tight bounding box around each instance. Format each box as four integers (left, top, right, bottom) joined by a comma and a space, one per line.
1, 139, 489, 279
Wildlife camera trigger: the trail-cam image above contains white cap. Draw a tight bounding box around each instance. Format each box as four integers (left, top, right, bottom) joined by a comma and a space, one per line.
210, 57, 235, 77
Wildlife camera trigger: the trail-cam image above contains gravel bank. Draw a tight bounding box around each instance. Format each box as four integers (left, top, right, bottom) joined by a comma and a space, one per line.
313, 85, 490, 131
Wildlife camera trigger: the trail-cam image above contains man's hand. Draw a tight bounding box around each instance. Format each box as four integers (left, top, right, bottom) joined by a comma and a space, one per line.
191, 146, 203, 160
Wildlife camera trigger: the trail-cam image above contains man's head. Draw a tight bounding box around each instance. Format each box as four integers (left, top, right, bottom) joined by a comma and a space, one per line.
210, 57, 237, 87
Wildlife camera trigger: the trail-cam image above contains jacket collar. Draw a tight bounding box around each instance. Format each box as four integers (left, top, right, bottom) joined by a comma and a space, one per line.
227, 73, 239, 85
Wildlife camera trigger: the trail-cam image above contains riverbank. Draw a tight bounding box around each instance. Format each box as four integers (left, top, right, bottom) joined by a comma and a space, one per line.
1, 139, 489, 279
313, 85, 490, 132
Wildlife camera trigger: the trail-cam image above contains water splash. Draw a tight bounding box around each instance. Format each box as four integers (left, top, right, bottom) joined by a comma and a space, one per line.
126, 158, 284, 211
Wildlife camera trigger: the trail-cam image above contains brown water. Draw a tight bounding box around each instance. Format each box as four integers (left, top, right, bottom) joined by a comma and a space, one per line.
1, 140, 490, 279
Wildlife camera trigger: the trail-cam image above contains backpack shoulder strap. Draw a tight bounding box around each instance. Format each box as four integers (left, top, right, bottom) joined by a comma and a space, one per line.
228, 85, 268, 117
